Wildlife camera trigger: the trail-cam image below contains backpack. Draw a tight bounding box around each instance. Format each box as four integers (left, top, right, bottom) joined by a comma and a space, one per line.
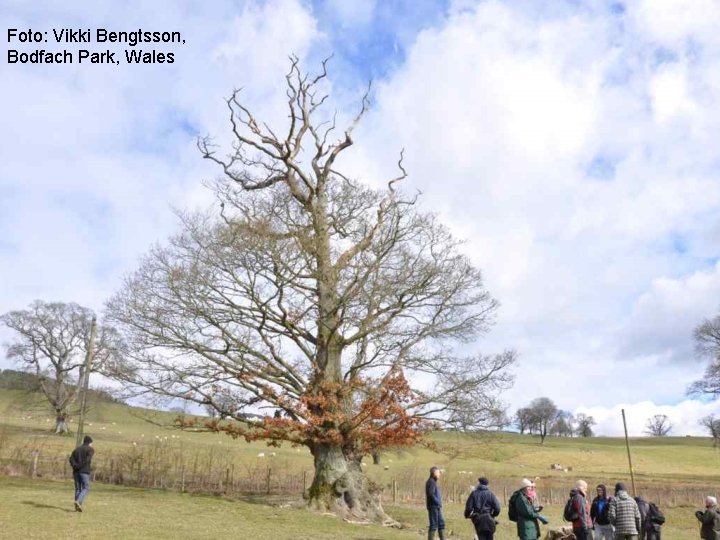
508, 490, 521, 522
648, 502, 665, 525
563, 496, 579, 522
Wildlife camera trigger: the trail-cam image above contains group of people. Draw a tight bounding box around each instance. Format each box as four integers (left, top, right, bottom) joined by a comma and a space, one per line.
425, 466, 720, 540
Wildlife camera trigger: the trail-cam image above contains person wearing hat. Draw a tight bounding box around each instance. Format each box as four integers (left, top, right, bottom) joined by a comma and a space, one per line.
515, 478, 549, 540
464, 476, 501, 540
695, 496, 720, 540
425, 466, 446, 540
69, 435, 95, 512
608, 482, 641, 539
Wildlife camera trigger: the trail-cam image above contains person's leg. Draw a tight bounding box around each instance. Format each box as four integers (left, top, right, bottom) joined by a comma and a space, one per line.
427, 508, 437, 540
73, 472, 80, 501
437, 509, 446, 540
76, 473, 91, 505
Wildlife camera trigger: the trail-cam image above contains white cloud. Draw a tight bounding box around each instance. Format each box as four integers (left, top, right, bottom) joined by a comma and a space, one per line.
631, 0, 720, 48
650, 64, 696, 122
343, 1, 720, 413
0, 0, 321, 315
577, 399, 720, 436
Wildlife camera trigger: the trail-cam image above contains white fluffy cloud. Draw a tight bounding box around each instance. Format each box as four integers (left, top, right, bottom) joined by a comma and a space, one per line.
341, 1, 720, 432
577, 399, 720, 437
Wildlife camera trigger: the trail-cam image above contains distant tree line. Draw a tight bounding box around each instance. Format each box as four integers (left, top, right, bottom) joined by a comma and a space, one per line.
514, 397, 597, 443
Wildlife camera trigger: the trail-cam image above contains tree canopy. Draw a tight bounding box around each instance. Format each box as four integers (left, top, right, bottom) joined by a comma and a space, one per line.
105, 58, 515, 522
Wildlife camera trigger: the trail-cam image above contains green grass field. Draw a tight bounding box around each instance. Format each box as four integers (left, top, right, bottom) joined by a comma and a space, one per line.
0, 477, 705, 539
0, 389, 717, 539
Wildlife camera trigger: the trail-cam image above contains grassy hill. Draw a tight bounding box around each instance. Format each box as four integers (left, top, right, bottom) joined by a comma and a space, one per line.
0, 388, 717, 539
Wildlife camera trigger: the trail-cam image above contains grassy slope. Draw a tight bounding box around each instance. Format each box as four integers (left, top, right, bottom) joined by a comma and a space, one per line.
0, 389, 716, 539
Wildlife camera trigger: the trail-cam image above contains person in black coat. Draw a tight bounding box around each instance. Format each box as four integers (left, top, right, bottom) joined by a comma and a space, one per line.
69, 435, 94, 511
464, 476, 501, 540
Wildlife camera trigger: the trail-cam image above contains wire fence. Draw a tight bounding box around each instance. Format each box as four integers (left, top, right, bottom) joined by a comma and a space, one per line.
0, 442, 716, 508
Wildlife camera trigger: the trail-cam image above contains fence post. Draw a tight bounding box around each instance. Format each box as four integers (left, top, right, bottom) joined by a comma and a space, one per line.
266, 467, 272, 494
31, 450, 39, 478
224, 467, 230, 495
392, 478, 397, 503
181, 465, 186, 493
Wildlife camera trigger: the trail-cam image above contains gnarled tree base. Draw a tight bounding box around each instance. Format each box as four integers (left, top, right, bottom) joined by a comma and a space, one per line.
306, 444, 400, 527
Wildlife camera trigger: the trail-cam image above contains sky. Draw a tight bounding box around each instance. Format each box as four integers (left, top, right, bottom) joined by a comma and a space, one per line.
2, 0, 720, 436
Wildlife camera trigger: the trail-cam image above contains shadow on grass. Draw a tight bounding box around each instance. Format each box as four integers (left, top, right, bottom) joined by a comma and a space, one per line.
21, 500, 75, 513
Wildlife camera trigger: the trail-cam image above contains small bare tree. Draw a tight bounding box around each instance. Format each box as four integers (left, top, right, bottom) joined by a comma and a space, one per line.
1, 301, 124, 433
106, 58, 515, 523
515, 407, 533, 435
644, 414, 672, 437
700, 414, 720, 447
689, 316, 720, 395
575, 413, 596, 437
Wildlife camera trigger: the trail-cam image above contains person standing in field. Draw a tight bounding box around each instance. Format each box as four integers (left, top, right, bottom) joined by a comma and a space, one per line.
570, 480, 593, 540
608, 482, 641, 540
464, 476, 501, 540
69, 435, 94, 512
695, 496, 720, 540
515, 478, 549, 540
634, 495, 664, 540
425, 466, 446, 540
591, 484, 614, 540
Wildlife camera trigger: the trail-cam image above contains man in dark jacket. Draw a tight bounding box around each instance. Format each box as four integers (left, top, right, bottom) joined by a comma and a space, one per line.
635, 496, 662, 540
69, 435, 94, 512
464, 476, 501, 540
571, 480, 593, 540
696, 496, 720, 540
591, 484, 613, 540
425, 466, 445, 540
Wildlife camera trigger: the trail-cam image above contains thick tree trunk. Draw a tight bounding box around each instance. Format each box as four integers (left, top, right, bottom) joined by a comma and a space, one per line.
54, 410, 69, 434
307, 443, 398, 526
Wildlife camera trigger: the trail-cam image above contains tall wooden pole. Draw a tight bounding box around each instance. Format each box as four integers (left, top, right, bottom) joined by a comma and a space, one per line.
75, 316, 96, 447
621, 408, 637, 496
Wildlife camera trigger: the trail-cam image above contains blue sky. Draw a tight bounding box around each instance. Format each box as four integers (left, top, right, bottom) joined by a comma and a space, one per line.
3, 0, 720, 435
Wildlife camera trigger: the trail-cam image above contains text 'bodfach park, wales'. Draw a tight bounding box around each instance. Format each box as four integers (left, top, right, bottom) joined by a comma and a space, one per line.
6, 28, 184, 64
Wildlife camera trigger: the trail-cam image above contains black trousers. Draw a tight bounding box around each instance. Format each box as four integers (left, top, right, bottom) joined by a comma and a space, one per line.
472, 513, 495, 540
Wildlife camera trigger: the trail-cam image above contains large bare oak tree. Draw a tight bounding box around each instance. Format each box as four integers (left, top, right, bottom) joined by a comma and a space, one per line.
106, 59, 515, 523
1, 301, 124, 433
